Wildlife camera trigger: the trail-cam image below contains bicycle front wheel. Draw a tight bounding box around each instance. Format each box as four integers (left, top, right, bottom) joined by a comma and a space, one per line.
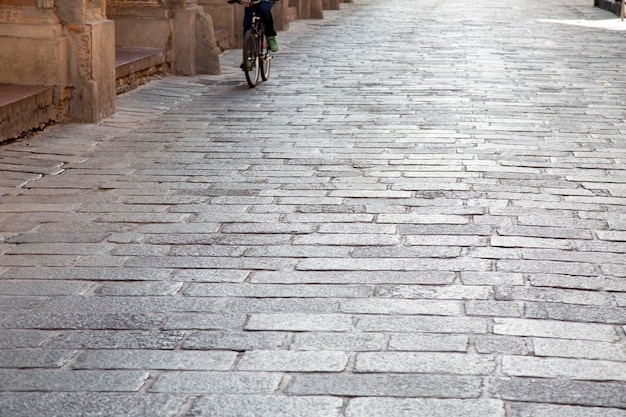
243, 30, 259, 88
260, 35, 271, 81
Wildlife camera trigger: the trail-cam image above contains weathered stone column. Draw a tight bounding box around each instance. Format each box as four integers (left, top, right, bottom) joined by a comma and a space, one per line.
272, 0, 289, 32
169, 0, 221, 75
322, 0, 339, 10
310, 0, 324, 19
56, 0, 116, 122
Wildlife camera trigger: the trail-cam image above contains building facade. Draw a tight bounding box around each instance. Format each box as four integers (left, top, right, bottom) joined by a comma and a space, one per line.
0, 0, 340, 141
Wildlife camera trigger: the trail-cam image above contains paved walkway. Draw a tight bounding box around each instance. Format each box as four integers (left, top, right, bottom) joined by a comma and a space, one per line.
2, 0, 626, 415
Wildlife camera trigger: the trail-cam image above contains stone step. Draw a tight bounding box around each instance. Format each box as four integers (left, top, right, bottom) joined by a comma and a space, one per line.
595, 0, 623, 15
115, 47, 170, 95
0, 84, 57, 143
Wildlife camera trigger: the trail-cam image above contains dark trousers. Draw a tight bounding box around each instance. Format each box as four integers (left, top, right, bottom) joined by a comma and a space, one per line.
243, 1, 276, 37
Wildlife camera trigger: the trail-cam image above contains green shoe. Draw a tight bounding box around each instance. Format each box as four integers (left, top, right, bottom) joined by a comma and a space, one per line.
268, 36, 279, 52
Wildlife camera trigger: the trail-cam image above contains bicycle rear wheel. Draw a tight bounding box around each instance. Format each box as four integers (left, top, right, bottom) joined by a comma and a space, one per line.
243, 30, 259, 88
260, 35, 271, 81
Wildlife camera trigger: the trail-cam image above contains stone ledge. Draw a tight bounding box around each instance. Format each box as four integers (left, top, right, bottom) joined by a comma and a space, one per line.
595, 0, 623, 15
115, 47, 171, 95
0, 84, 57, 143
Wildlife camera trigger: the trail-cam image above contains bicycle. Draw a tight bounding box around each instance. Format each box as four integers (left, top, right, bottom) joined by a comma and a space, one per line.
228, 0, 273, 88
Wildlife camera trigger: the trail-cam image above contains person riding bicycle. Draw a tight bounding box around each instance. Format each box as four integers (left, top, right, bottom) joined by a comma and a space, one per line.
243, 0, 279, 52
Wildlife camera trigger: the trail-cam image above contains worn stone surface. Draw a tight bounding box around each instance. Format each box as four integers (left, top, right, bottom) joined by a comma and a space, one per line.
1, 0, 626, 415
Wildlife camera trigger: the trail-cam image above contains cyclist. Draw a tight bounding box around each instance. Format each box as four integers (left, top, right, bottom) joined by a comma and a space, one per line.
243, 0, 279, 52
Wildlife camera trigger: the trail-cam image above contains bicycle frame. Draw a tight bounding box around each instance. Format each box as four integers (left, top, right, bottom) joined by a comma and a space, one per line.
228, 0, 273, 88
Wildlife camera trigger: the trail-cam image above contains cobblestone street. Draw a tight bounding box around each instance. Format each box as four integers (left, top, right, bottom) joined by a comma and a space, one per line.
2, 0, 626, 415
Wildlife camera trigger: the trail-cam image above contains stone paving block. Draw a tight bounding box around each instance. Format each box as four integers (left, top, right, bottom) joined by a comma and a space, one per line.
603, 264, 626, 277
0, 296, 45, 311
0, 369, 148, 391
528, 273, 626, 292
251, 270, 456, 285
132, 223, 221, 234
474, 335, 530, 355
490, 235, 575, 250
185, 283, 371, 298
45, 330, 184, 349
237, 350, 349, 372
517, 215, 606, 230
0, 203, 79, 213
182, 331, 289, 351
388, 333, 469, 352
0, 266, 173, 281
226, 298, 340, 314
38, 295, 225, 314
186, 395, 343, 417
76, 256, 132, 268
522, 248, 626, 265
398, 224, 494, 236
357, 315, 489, 334
489, 377, 626, 409
108, 244, 170, 257
405, 235, 488, 247
317, 223, 398, 234
72, 349, 237, 371
0, 393, 185, 417
354, 352, 496, 375
460, 271, 525, 286
0, 279, 92, 296
524, 302, 626, 324
0, 248, 100, 266
297, 257, 492, 272
464, 300, 521, 317
282, 213, 375, 223
345, 398, 505, 417
124, 255, 295, 270
94, 281, 183, 296
5, 243, 114, 255
286, 373, 482, 398
246, 314, 353, 332
494, 286, 611, 305
222, 223, 318, 234
377, 214, 470, 224
172, 269, 249, 283
375, 284, 492, 300
192, 212, 281, 223
0, 330, 55, 348
493, 318, 618, 341
502, 355, 626, 381
496, 259, 597, 276
169, 245, 245, 257
78, 203, 170, 214
291, 332, 386, 351
497, 225, 593, 240
149, 372, 283, 393
244, 245, 352, 258
508, 403, 626, 417
352, 245, 462, 258
341, 299, 462, 315
162, 313, 247, 330
5, 232, 110, 243
0, 348, 75, 368
293, 233, 401, 246
533, 338, 626, 361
